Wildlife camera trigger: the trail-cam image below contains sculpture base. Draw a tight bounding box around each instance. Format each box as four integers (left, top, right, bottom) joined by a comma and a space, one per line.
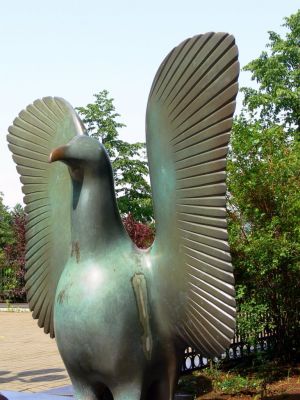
0, 386, 194, 399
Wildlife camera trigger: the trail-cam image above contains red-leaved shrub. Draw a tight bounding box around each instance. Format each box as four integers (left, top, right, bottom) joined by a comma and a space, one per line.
122, 214, 154, 249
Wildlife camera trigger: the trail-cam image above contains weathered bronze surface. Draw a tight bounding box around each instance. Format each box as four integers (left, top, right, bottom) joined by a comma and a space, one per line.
7, 33, 239, 400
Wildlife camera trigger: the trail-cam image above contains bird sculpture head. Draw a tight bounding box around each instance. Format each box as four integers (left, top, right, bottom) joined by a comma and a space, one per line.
49, 135, 116, 213
49, 136, 111, 179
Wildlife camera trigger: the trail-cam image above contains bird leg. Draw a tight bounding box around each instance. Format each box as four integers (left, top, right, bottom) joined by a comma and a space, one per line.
72, 379, 113, 400
144, 348, 182, 400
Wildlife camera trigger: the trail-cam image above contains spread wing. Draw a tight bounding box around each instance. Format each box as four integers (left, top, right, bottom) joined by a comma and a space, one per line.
7, 97, 86, 337
146, 33, 239, 356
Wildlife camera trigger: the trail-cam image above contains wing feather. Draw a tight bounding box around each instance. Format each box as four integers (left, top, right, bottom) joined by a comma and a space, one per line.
8, 97, 86, 337
43, 301, 53, 334
26, 254, 50, 278
146, 33, 238, 356
8, 144, 49, 163
26, 267, 49, 298
38, 299, 51, 329
13, 119, 50, 145
26, 210, 50, 228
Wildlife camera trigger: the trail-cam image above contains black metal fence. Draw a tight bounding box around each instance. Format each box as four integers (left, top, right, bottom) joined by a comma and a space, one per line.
182, 324, 276, 373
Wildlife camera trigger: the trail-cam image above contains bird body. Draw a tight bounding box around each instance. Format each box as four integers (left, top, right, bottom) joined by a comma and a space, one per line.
8, 33, 239, 399
52, 140, 183, 399
54, 252, 180, 398
55, 246, 147, 396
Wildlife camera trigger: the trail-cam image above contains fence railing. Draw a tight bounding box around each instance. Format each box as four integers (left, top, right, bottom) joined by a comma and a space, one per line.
182, 324, 276, 373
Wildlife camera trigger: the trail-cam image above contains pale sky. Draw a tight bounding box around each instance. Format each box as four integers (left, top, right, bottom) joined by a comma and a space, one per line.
0, 0, 298, 208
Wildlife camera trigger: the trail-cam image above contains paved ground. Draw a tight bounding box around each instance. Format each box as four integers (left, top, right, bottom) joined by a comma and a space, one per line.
0, 312, 71, 393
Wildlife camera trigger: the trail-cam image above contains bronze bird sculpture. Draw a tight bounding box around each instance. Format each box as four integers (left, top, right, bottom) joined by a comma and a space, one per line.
7, 33, 239, 400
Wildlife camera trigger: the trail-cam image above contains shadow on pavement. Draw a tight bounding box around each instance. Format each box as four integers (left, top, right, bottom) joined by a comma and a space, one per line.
0, 368, 67, 384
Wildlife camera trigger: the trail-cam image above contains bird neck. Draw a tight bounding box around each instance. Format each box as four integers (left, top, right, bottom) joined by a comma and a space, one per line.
70, 167, 127, 259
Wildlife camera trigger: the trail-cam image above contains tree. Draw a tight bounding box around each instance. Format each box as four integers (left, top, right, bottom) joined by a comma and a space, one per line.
76, 91, 153, 222
241, 11, 300, 132
0, 193, 13, 280
0, 197, 26, 301
227, 10, 300, 356
3, 205, 26, 301
0, 193, 14, 260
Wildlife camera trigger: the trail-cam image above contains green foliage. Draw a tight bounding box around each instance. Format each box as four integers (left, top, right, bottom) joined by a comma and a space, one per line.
228, 10, 300, 355
241, 10, 300, 130
3, 205, 26, 301
0, 202, 26, 302
212, 372, 261, 395
235, 297, 270, 343
0, 193, 14, 270
76, 90, 153, 222
0, 194, 13, 249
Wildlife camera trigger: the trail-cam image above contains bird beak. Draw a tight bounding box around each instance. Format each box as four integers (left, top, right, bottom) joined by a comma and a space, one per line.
49, 145, 68, 163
